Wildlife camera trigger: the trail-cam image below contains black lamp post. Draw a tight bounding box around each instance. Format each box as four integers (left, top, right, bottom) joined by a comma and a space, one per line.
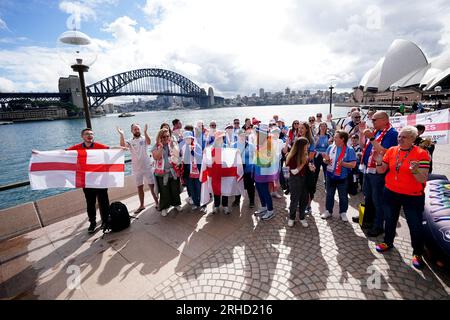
434, 86, 442, 109
329, 82, 335, 115
71, 59, 91, 128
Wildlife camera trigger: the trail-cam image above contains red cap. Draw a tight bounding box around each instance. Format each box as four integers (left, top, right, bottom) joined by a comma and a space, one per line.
252, 117, 261, 125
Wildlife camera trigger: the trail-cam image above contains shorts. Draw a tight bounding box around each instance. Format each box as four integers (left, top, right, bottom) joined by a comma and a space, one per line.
134, 170, 155, 186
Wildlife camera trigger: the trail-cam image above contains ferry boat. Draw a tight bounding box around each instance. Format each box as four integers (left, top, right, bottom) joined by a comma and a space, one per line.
118, 112, 135, 117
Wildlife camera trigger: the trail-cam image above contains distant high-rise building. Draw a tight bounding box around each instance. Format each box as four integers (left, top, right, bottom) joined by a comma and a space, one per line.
259, 88, 264, 98
285, 87, 290, 95
304, 90, 310, 95
208, 87, 215, 106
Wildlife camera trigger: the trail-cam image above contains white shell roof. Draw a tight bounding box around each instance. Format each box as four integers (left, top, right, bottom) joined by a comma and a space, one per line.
359, 39, 450, 91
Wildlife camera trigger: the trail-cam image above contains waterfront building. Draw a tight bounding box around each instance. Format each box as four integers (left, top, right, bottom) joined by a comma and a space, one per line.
0, 106, 67, 121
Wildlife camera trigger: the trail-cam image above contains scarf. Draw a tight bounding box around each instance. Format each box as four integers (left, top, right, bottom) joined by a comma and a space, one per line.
181, 140, 200, 178
360, 123, 392, 174
327, 145, 347, 177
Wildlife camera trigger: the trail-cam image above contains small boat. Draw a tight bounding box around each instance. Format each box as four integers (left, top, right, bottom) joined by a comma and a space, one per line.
118, 112, 135, 118
0, 121, 13, 125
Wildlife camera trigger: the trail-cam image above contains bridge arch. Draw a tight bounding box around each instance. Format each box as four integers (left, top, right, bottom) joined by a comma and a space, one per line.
86, 68, 206, 108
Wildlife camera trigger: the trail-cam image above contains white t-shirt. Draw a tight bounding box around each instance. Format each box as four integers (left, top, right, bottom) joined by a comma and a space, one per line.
126, 136, 152, 173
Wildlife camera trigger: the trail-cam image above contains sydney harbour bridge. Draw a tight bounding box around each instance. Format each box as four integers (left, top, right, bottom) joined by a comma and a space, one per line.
0, 68, 223, 110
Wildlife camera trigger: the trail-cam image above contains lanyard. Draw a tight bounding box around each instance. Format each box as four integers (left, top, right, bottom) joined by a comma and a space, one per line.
395, 146, 413, 175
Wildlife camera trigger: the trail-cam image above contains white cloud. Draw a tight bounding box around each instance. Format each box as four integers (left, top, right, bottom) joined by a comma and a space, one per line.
0, 77, 15, 91
0, 18, 7, 30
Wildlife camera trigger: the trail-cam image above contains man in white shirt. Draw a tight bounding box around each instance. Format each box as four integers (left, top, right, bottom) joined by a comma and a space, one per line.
118, 123, 159, 213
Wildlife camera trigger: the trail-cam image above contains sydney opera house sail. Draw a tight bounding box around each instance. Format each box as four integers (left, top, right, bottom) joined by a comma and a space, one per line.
359, 39, 450, 92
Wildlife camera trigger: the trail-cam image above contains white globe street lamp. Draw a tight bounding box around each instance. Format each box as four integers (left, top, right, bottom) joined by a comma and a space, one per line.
57, 30, 97, 128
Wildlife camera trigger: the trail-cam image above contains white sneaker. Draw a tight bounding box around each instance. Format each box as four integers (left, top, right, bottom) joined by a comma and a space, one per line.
161, 209, 168, 217
320, 211, 332, 219
340, 212, 348, 222
254, 207, 267, 216
191, 205, 198, 211
175, 206, 182, 212
186, 197, 193, 205
223, 206, 231, 215
287, 219, 295, 227
300, 219, 309, 228
213, 206, 220, 214
199, 206, 207, 214
261, 210, 275, 221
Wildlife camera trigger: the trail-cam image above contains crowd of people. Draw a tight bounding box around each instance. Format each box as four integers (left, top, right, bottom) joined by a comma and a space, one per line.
71, 108, 436, 270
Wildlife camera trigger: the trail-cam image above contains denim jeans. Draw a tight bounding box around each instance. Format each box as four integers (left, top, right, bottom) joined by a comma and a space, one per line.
186, 177, 201, 207
383, 187, 425, 255
288, 175, 308, 220
325, 176, 348, 214
363, 173, 386, 230
255, 182, 273, 211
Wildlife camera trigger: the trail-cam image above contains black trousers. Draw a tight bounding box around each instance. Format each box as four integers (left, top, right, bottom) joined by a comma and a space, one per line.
214, 195, 228, 207
83, 188, 110, 224
234, 171, 255, 205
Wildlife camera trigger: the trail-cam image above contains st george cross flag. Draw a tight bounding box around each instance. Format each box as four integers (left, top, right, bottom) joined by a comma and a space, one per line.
29, 149, 125, 190
199, 147, 244, 206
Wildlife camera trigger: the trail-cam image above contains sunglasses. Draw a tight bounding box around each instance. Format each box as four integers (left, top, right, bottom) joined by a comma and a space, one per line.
210, 124, 216, 127
293, 122, 299, 124
234, 122, 240, 125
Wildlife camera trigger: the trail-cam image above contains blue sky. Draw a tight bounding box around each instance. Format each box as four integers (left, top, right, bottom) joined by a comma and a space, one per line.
0, 0, 150, 48
0, 0, 449, 97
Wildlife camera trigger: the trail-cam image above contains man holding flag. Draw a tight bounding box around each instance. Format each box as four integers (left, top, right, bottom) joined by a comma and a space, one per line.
66, 128, 113, 233
30, 128, 126, 234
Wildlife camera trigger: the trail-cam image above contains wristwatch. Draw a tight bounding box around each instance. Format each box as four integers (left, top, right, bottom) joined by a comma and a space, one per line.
369, 137, 375, 142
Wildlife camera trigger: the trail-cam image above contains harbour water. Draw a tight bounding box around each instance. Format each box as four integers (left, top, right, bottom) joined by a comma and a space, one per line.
0, 103, 350, 210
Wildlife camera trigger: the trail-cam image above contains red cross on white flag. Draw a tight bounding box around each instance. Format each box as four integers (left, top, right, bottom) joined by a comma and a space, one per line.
29, 149, 125, 190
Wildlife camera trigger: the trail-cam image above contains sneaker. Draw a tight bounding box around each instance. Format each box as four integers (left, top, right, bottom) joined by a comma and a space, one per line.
340, 212, 348, 222
254, 207, 267, 216
175, 206, 182, 212
212, 206, 220, 214
261, 210, 275, 221
300, 219, 309, 228
375, 242, 392, 253
412, 255, 425, 270
287, 219, 295, 227
186, 197, 193, 205
223, 207, 231, 215
284, 190, 290, 195
320, 211, 332, 219
304, 206, 312, 215
88, 222, 96, 234
161, 209, 168, 217
191, 205, 198, 211
199, 206, 207, 214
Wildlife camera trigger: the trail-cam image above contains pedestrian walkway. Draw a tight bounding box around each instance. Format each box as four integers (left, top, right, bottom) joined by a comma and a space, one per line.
1, 145, 450, 300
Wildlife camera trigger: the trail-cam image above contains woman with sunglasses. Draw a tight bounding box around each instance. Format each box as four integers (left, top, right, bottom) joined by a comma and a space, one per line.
313, 122, 331, 186
152, 128, 182, 217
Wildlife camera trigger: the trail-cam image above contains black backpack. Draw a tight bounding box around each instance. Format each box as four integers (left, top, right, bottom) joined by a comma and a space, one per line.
104, 202, 130, 233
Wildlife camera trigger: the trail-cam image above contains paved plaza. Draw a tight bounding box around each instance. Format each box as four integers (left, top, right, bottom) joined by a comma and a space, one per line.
1, 145, 450, 300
